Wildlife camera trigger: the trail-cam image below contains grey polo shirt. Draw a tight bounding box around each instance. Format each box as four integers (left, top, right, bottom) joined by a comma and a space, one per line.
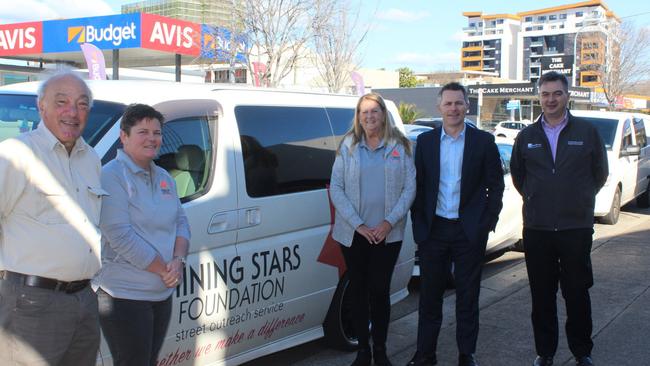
94, 149, 190, 301
358, 138, 386, 229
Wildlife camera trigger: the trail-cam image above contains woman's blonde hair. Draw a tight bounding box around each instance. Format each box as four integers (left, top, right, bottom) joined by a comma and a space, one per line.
338, 92, 411, 155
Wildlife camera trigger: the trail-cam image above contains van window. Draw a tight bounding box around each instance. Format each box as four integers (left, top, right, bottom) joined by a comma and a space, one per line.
157, 117, 213, 201
583, 117, 617, 150
0, 94, 124, 146
235, 106, 337, 197
633, 117, 647, 147
326, 107, 355, 145
622, 119, 633, 149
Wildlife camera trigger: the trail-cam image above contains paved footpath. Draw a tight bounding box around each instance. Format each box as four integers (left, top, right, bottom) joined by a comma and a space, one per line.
280, 208, 650, 366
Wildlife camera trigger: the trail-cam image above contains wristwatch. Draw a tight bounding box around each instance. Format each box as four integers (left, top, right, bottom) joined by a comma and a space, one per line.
174, 255, 187, 266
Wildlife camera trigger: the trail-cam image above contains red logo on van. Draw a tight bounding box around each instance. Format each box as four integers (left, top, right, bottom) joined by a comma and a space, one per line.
317, 186, 347, 278
0, 22, 42, 56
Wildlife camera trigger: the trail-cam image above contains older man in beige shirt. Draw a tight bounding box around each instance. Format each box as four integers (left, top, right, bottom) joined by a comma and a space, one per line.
0, 71, 105, 365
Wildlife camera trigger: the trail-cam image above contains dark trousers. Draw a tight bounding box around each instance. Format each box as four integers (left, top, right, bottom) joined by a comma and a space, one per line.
98, 288, 173, 366
0, 276, 100, 365
340, 233, 402, 350
417, 217, 486, 356
523, 228, 594, 358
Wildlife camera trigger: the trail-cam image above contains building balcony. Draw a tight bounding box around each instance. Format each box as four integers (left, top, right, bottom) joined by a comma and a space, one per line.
461, 45, 482, 52
462, 65, 483, 71
530, 61, 541, 67
463, 26, 478, 32
462, 55, 483, 62
530, 41, 544, 47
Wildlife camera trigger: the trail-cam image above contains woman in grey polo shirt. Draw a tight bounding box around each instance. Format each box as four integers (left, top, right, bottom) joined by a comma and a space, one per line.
330, 93, 416, 366
94, 104, 190, 366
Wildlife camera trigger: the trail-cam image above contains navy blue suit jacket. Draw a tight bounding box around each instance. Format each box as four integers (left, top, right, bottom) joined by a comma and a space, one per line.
410, 125, 505, 246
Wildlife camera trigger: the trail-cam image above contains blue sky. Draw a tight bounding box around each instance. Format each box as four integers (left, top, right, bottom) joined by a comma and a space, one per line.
3, 0, 650, 73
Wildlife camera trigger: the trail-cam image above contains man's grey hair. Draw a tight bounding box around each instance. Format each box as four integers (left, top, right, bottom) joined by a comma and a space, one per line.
36, 68, 94, 108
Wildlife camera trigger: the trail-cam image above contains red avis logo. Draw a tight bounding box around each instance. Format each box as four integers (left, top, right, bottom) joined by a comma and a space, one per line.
0, 22, 42, 55
141, 14, 200, 56
149, 21, 193, 48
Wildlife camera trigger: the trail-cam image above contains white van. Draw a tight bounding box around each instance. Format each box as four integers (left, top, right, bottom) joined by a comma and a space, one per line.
0, 81, 415, 365
571, 110, 650, 224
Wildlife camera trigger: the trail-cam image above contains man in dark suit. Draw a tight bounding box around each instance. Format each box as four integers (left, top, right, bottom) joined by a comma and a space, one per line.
510, 72, 607, 366
407, 82, 504, 366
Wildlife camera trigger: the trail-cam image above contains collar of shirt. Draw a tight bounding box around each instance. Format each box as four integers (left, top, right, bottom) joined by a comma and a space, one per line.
440, 123, 467, 142
359, 136, 385, 151
36, 120, 87, 154
116, 149, 156, 175
541, 111, 568, 131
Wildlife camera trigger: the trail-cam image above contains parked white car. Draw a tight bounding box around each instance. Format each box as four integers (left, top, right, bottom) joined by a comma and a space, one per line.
0, 80, 416, 365
493, 120, 531, 140
571, 110, 650, 224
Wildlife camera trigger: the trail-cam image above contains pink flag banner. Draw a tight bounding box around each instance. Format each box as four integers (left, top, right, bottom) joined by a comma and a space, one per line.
252, 62, 267, 87
80, 43, 106, 80
350, 71, 365, 96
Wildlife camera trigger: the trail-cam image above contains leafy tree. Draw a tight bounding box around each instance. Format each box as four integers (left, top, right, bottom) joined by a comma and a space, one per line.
398, 67, 418, 88
398, 102, 422, 124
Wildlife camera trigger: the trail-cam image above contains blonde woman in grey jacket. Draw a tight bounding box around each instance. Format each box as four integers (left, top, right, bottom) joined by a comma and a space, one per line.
330, 93, 416, 366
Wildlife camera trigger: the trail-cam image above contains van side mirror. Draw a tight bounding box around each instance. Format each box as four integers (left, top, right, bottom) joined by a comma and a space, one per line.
621, 145, 641, 156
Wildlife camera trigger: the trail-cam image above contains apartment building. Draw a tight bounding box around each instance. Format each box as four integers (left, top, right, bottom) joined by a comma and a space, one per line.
461, 1, 619, 87
461, 13, 521, 80
122, 0, 236, 28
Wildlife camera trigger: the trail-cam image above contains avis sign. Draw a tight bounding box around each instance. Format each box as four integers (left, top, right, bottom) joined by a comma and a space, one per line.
141, 13, 200, 56
0, 22, 42, 56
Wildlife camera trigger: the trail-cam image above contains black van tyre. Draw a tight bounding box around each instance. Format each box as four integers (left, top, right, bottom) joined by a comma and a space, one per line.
323, 273, 358, 351
600, 187, 621, 225
636, 181, 650, 208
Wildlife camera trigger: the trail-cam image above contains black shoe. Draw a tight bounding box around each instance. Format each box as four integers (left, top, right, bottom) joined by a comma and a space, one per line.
458, 353, 478, 366
533, 356, 554, 366
351, 348, 372, 366
575, 356, 594, 366
405, 351, 437, 366
373, 346, 393, 366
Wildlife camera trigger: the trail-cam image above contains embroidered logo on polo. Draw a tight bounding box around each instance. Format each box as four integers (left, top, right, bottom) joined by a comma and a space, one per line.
527, 143, 542, 149
160, 180, 173, 196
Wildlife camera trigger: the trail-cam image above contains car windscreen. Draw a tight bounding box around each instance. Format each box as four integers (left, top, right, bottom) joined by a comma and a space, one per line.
0, 93, 125, 147
582, 116, 617, 150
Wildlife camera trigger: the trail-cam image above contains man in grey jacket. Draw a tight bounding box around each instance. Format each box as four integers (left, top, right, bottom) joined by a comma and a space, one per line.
510, 71, 608, 366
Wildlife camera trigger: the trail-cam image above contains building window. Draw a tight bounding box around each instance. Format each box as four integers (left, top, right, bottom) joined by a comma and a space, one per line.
497, 19, 504, 24
490, 20, 496, 26
560, 13, 567, 19
525, 27, 533, 31
538, 15, 546, 21
560, 24, 565, 29
478, 22, 483, 27
525, 16, 533, 22
536, 26, 544, 30
576, 22, 583, 27
549, 15, 557, 20
469, 22, 475, 27
576, 11, 584, 17
497, 29, 503, 34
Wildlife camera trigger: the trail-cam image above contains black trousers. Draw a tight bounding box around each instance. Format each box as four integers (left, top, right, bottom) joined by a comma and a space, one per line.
523, 228, 594, 358
417, 217, 486, 356
98, 288, 173, 366
340, 232, 402, 350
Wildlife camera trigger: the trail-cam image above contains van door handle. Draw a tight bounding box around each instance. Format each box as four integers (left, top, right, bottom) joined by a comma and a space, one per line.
208, 211, 238, 234
238, 207, 261, 228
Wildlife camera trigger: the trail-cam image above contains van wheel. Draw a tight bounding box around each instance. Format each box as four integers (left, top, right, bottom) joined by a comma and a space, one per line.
636, 181, 650, 208
324, 273, 358, 351
600, 187, 621, 225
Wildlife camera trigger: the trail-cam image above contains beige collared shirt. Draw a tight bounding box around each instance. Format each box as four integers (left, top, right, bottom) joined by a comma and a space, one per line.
0, 122, 104, 281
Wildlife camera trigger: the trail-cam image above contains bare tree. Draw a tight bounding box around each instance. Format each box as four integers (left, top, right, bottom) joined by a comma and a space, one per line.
311, 1, 369, 93
234, 0, 334, 88
591, 22, 650, 109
